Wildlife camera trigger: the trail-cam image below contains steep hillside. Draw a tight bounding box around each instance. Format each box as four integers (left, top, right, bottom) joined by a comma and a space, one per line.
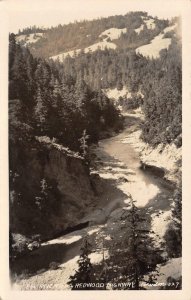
136, 24, 177, 58
9, 33, 122, 258
16, 33, 44, 46
10, 130, 95, 240
14, 12, 181, 148
16, 12, 169, 59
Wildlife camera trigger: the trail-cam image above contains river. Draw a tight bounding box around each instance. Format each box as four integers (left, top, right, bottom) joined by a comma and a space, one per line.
92, 113, 173, 209
12, 112, 174, 290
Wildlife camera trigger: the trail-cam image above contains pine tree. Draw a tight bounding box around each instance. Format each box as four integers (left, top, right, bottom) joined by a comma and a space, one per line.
10, 45, 28, 102
79, 129, 89, 161
126, 196, 161, 290
68, 236, 94, 290
164, 185, 182, 257
74, 78, 88, 111
52, 78, 62, 108
123, 196, 161, 289
34, 86, 48, 133
108, 195, 162, 290
96, 232, 109, 289
171, 185, 182, 229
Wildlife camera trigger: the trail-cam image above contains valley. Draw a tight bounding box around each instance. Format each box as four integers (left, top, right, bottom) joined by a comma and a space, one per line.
11, 108, 181, 290
9, 10, 182, 290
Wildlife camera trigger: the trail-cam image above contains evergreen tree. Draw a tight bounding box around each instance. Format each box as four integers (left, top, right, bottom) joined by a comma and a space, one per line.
68, 236, 94, 290
108, 195, 162, 290
52, 78, 61, 108
79, 129, 89, 161
96, 232, 109, 289
34, 86, 48, 133
122, 196, 161, 289
171, 186, 182, 230
164, 186, 182, 257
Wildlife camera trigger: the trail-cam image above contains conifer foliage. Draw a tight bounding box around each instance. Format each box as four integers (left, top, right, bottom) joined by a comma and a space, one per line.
9, 33, 121, 152
107, 195, 162, 289
164, 186, 182, 258
9, 33, 121, 246
123, 197, 160, 289
68, 236, 95, 290
9, 13, 182, 284
18, 12, 168, 59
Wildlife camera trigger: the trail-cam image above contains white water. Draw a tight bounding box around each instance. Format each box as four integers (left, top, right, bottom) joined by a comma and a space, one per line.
92, 114, 172, 209
13, 113, 174, 290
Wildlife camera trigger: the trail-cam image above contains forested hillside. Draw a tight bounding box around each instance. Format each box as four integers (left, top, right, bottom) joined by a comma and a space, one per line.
16, 11, 181, 147
9, 34, 121, 151
9, 32, 121, 252
16, 12, 169, 58
47, 28, 181, 146
10, 12, 182, 288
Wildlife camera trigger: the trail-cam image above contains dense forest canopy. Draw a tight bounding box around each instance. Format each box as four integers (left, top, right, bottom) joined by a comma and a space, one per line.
9, 32, 122, 240
47, 36, 181, 146
15, 11, 181, 147
18, 25, 46, 35
9, 33, 121, 151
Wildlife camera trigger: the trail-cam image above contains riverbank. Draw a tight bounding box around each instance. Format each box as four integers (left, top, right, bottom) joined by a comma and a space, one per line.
11, 111, 181, 290
122, 111, 181, 185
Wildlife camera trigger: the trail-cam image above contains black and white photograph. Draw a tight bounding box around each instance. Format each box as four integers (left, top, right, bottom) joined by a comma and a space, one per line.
0, 0, 191, 298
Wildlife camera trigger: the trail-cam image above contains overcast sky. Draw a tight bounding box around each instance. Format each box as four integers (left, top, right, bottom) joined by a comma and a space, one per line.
6, 0, 182, 33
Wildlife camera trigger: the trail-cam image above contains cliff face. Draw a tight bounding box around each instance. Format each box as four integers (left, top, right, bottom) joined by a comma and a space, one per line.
10, 136, 95, 240
122, 128, 181, 184
39, 138, 95, 233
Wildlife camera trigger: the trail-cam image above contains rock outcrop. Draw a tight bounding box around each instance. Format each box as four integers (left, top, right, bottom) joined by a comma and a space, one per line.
10, 136, 95, 240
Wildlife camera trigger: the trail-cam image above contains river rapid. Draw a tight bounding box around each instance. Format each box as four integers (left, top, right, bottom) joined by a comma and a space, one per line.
12, 112, 175, 290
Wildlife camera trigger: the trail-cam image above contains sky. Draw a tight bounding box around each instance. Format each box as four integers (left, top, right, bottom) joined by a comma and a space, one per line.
4, 0, 183, 33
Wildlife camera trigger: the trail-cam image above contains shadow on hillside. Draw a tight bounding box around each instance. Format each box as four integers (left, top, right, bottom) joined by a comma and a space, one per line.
10, 239, 82, 278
